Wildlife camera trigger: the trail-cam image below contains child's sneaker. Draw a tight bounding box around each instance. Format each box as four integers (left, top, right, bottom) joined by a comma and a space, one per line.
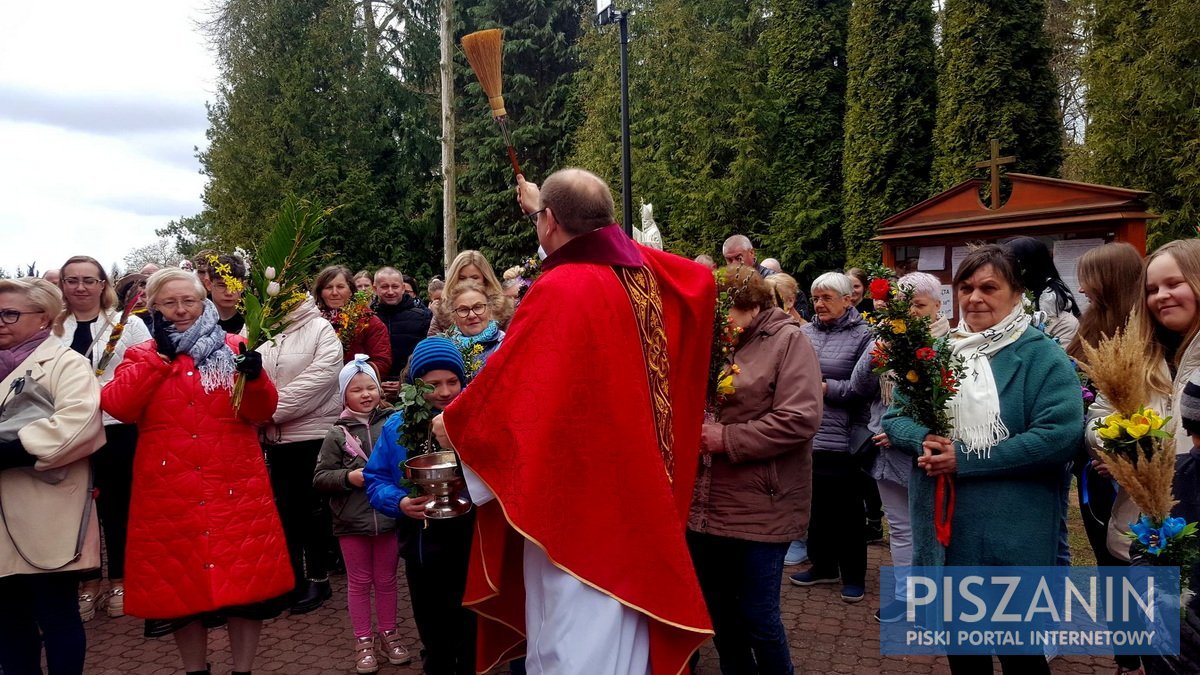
354, 636, 379, 674
378, 629, 412, 665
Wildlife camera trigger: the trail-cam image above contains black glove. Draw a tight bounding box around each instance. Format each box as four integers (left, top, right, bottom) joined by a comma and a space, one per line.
235, 343, 262, 381
151, 311, 178, 360
0, 438, 37, 471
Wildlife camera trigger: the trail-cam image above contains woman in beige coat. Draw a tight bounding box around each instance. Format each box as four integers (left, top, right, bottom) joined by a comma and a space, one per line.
0, 278, 105, 675
256, 296, 343, 612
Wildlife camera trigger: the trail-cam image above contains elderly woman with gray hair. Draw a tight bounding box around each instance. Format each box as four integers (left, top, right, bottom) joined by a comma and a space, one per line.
0, 277, 105, 675
850, 272, 947, 622
788, 272, 874, 603
103, 268, 292, 675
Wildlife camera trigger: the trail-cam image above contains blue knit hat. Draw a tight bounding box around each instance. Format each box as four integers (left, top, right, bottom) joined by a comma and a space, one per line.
407, 336, 466, 384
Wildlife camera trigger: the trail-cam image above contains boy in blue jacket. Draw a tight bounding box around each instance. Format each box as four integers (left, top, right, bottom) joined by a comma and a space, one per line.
364, 337, 474, 675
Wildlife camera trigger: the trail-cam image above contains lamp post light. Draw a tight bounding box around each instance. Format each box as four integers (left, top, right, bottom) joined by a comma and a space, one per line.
597, 0, 633, 239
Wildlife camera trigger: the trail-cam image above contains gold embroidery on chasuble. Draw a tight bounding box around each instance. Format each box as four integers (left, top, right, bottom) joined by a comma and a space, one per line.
617, 266, 675, 483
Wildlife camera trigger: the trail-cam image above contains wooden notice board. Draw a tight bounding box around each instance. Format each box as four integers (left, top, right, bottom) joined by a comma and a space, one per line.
871, 173, 1157, 323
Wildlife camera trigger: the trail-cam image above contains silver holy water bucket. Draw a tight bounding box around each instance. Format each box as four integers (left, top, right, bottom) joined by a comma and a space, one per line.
402, 450, 473, 519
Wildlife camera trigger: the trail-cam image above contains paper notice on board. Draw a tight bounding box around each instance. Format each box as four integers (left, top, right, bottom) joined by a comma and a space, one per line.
1053, 238, 1104, 313
939, 285, 954, 320
918, 246, 945, 271
951, 247, 970, 278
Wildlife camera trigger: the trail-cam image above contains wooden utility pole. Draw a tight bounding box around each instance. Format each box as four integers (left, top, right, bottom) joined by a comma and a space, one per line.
440, 0, 457, 271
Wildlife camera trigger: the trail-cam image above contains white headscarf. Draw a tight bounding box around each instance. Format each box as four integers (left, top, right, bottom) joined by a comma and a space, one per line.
947, 302, 1031, 458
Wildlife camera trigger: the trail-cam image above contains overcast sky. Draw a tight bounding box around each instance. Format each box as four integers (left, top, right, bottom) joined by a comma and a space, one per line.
0, 1, 216, 275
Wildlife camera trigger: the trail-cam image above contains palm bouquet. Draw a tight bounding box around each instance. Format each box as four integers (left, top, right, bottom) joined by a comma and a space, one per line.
867, 277, 965, 546
395, 379, 440, 495
706, 267, 744, 413
1078, 318, 1198, 571
231, 196, 329, 409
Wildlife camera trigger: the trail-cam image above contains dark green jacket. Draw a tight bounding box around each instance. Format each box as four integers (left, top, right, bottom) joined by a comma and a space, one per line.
883, 329, 1083, 566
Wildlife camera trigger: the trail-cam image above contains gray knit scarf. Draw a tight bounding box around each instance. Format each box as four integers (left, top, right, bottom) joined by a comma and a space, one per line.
169, 301, 236, 392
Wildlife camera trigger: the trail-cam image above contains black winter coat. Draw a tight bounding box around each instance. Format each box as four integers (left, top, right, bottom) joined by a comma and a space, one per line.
375, 296, 433, 377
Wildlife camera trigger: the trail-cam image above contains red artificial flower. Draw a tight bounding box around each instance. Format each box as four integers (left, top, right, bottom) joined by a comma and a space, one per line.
940, 368, 958, 391
869, 278, 891, 301
915, 347, 936, 361
870, 345, 888, 369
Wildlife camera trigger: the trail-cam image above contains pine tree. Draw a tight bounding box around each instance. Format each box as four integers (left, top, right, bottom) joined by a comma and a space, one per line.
763, 0, 851, 278
572, 0, 773, 263
1086, 0, 1200, 246
451, 0, 585, 270
841, 0, 936, 267
931, 0, 1063, 189
200, 0, 441, 278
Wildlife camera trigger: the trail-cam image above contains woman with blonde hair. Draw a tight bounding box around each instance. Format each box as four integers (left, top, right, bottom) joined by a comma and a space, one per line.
1087, 239, 1200, 563
765, 273, 807, 324
444, 280, 506, 375
0, 277, 105, 674
428, 251, 512, 335
53, 255, 151, 622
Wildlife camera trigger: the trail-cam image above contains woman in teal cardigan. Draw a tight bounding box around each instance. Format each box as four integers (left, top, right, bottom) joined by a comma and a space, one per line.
883, 245, 1083, 675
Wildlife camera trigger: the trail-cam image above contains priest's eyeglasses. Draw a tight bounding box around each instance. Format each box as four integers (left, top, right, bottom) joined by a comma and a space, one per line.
453, 303, 488, 318
526, 207, 547, 225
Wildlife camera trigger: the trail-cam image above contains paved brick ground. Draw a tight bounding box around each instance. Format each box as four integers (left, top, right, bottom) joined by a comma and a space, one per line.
80, 542, 1113, 674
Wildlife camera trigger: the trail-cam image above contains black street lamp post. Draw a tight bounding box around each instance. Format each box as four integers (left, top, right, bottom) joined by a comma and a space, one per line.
597, 1, 634, 239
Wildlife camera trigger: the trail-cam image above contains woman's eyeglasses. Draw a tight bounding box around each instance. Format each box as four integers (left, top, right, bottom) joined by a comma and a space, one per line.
453, 303, 488, 318
157, 299, 201, 311
63, 277, 102, 288
0, 309, 45, 325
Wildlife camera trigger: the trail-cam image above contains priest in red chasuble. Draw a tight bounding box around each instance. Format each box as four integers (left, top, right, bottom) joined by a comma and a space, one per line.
431, 168, 715, 674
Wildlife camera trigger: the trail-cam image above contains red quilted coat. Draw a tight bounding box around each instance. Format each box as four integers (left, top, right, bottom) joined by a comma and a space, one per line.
101, 336, 294, 619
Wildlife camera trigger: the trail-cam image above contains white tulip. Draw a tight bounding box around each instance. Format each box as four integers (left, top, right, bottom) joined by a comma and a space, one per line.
264, 266, 277, 280
266, 281, 281, 297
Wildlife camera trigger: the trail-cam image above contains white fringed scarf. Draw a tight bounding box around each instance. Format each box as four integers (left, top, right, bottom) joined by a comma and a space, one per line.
947, 303, 1030, 459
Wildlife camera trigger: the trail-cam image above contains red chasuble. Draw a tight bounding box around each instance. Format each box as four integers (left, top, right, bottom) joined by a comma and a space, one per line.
442, 225, 715, 674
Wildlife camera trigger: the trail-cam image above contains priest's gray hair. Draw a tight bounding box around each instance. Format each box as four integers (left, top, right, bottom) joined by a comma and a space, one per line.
810, 272, 854, 298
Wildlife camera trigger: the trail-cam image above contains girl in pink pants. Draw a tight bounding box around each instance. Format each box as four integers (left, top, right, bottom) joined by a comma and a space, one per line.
315, 355, 411, 674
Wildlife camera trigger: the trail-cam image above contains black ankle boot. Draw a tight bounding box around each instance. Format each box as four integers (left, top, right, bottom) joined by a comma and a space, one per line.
289, 578, 332, 614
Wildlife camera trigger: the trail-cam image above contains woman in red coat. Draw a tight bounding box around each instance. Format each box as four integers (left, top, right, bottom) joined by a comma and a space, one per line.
102, 268, 293, 675
313, 265, 391, 376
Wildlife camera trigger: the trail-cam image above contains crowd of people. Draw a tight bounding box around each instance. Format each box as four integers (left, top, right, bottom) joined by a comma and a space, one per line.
1, 166, 1196, 675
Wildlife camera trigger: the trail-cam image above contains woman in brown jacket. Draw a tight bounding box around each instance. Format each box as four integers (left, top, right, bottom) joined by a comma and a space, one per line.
688, 265, 823, 675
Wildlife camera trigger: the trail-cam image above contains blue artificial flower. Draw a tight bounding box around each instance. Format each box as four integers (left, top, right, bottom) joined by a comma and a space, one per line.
1162, 516, 1188, 540
1130, 515, 1166, 555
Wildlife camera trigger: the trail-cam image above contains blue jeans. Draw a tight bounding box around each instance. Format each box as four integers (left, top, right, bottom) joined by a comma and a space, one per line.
687, 531, 793, 675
